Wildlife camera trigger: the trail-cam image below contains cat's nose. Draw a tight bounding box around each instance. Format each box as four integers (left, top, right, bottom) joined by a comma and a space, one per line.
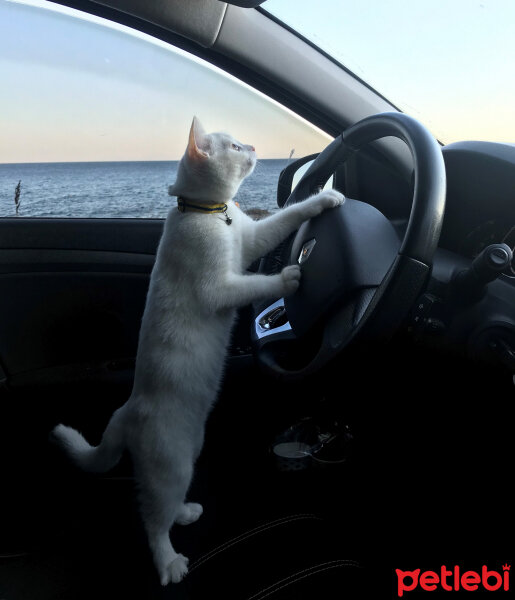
249, 145, 255, 152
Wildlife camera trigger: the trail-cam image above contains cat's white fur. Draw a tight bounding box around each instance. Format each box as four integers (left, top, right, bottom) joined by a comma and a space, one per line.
51, 117, 344, 586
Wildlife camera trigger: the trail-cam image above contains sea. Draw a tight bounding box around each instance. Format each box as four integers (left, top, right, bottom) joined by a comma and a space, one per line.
0, 159, 289, 219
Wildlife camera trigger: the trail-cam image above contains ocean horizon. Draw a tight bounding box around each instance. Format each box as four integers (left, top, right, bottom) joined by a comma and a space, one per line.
0, 159, 289, 219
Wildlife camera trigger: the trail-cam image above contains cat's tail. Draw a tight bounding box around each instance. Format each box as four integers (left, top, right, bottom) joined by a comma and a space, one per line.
51, 408, 125, 473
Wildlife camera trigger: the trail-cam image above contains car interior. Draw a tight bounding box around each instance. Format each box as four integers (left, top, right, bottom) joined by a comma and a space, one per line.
1, 0, 514, 598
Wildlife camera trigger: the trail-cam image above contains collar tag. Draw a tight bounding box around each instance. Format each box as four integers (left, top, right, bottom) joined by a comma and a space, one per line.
223, 206, 232, 225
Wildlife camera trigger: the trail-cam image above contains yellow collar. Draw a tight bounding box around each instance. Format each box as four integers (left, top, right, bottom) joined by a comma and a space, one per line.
177, 197, 232, 224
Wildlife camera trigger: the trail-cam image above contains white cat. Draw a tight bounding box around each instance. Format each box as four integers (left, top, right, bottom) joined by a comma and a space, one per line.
51, 117, 344, 586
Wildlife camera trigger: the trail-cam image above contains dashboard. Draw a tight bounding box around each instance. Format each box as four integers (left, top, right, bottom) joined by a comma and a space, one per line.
439, 141, 515, 278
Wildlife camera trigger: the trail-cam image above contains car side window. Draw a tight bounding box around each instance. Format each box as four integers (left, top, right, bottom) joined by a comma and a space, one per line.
0, 0, 331, 218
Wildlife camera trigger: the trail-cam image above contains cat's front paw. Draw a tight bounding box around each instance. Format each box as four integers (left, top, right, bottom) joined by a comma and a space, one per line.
176, 502, 203, 526
281, 264, 301, 296
316, 189, 345, 210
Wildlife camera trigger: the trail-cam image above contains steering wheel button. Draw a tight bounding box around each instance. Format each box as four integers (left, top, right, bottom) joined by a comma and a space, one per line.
297, 238, 316, 265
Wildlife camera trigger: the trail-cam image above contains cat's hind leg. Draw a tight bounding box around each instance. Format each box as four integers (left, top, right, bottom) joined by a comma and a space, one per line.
138, 467, 193, 585
145, 524, 189, 585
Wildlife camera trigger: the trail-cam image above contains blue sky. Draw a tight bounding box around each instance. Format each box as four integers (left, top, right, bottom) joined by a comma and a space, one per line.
267, 0, 515, 144
1, 0, 514, 163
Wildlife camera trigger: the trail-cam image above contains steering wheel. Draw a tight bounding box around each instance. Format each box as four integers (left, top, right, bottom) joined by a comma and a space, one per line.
252, 112, 446, 379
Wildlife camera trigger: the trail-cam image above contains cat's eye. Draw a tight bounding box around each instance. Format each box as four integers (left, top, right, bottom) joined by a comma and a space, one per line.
231, 143, 242, 152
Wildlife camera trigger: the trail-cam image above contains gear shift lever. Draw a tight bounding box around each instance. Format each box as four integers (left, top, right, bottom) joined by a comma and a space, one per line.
451, 243, 512, 303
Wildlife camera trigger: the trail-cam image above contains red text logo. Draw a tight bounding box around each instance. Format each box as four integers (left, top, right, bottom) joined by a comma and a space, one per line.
396, 564, 510, 597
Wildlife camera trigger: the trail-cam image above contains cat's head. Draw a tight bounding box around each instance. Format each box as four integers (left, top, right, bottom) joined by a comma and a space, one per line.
168, 117, 257, 204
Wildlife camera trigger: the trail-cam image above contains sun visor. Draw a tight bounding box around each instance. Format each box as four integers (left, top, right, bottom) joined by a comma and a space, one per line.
91, 0, 229, 47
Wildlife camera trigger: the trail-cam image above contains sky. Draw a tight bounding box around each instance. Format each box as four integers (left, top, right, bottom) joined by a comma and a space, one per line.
0, 0, 331, 162
1, 0, 514, 163
267, 0, 515, 144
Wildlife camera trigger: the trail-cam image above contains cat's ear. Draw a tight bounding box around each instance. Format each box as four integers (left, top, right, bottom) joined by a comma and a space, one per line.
187, 116, 211, 160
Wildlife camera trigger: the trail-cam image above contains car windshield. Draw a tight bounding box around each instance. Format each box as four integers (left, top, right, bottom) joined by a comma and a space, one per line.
265, 0, 515, 145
